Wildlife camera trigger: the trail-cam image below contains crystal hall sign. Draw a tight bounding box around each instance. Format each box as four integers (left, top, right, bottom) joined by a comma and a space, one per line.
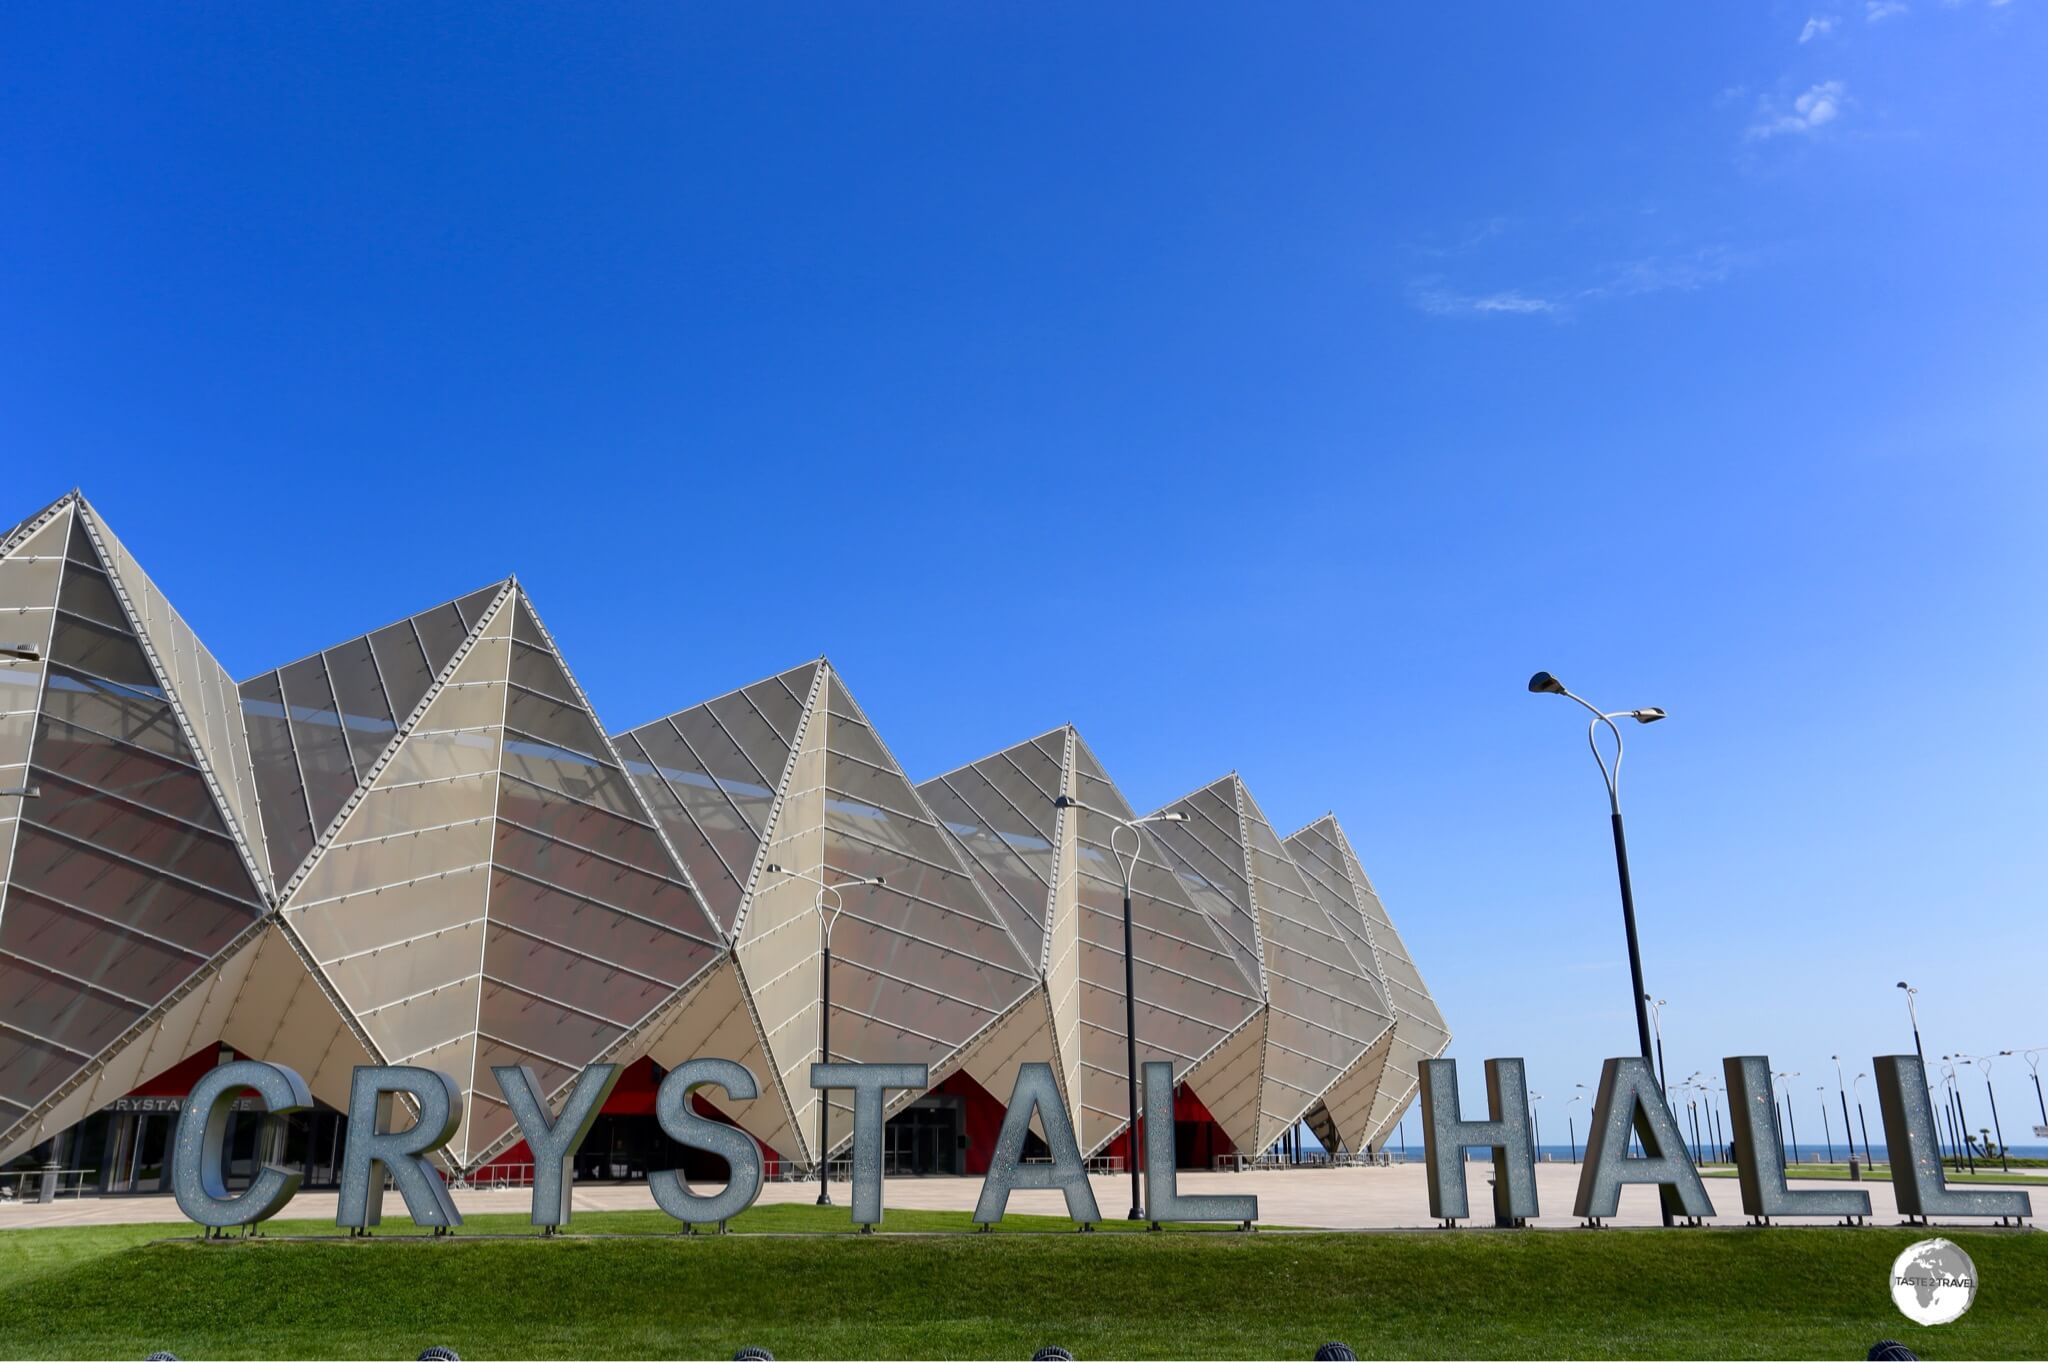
170, 1052, 2029, 1234
170, 1058, 1253, 1233
1418, 1054, 2031, 1228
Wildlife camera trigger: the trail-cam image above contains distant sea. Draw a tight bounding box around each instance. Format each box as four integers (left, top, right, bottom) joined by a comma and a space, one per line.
1439, 1144, 2048, 1163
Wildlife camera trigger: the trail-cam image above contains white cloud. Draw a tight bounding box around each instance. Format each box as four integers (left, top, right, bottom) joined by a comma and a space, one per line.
1409, 247, 1746, 320
1411, 283, 1562, 318
1747, 80, 1848, 138
1799, 15, 1838, 41
1866, 0, 1908, 20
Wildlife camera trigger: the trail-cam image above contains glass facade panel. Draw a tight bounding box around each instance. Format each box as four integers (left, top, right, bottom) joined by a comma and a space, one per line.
323, 636, 397, 779
502, 684, 612, 764
0, 1035, 84, 1117
0, 956, 144, 1062
48, 615, 159, 692
342, 768, 498, 842
35, 712, 226, 831
319, 918, 486, 1015
743, 672, 806, 744
367, 620, 435, 724
410, 603, 471, 676
615, 734, 744, 934
508, 639, 581, 706
620, 720, 762, 889
55, 560, 128, 631
669, 707, 776, 835
0, 888, 204, 1008
454, 584, 502, 631
488, 871, 717, 984
277, 655, 358, 834
27, 771, 255, 901
706, 690, 795, 792
482, 926, 670, 1028
496, 773, 675, 878
238, 670, 316, 882
490, 824, 705, 941
6, 825, 253, 951
500, 731, 638, 817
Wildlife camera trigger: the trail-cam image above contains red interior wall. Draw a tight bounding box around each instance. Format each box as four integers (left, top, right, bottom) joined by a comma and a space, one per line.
928, 1069, 1007, 1174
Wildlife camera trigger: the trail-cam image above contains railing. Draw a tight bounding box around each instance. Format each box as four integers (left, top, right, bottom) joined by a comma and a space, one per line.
456, 1163, 535, 1190
0, 1167, 97, 1202
1210, 1150, 1397, 1171
1023, 1154, 1124, 1176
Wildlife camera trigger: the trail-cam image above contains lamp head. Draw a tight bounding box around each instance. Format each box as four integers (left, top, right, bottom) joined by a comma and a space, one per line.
765, 863, 782, 874
1527, 671, 1567, 695
1630, 708, 1667, 724
1896, 981, 1911, 990
1054, 795, 1074, 809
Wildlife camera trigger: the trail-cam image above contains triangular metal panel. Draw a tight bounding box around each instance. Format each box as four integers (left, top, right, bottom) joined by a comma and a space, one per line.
927, 728, 1265, 1156
734, 664, 1041, 1159
0, 499, 273, 1156
639, 956, 805, 1165
280, 586, 726, 1165
239, 582, 508, 890
1285, 813, 1450, 1151
1150, 775, 1391, 1152
77, 502, 270, 902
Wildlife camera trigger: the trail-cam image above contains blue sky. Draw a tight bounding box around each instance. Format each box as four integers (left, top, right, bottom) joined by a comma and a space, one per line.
6, 4, 2044, 1142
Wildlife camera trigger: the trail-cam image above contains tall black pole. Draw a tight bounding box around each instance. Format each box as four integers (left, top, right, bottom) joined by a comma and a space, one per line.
1785, 1095, 1801, 1167
1568, 1116, 1578, 1165
1122, 880, 1143, 1221
817, 938, 833, 1206
1984, 1075, 2009, 1173
1838, 1086, 1854, 1165
1857, 1103, 1873, 1166
1819, 1097, 1834, 1164
2031, 1069, 2046, 1125
1654, 1031, 1668, 1103
1953, 1084, 1976, 1172
1608, 812, 1671, 1225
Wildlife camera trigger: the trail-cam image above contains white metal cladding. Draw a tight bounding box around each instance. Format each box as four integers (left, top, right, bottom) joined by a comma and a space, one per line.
612, 660, 1041, 1162
918, 729, 1271, 1156
1146, 774, 1396, 1153
1285, 813, 1451, 1151
1, 490, 1450, 1170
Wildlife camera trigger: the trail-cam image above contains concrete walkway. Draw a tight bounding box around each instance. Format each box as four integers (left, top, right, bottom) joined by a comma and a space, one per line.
3, 1163, 2037, 1232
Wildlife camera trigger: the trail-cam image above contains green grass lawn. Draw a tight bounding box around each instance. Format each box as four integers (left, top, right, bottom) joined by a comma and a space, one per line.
2, 1206, 2044, 1359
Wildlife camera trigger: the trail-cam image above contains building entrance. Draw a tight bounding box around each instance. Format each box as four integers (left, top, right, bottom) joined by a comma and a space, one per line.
883, 1094, 963, 1175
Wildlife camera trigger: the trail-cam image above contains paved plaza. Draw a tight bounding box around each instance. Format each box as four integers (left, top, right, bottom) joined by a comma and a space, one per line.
4, 1162, 2039, 1234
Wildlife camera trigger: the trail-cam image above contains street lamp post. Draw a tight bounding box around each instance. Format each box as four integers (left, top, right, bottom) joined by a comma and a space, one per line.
1775, 1071, 1801, 1166
1831, 1056, 1856, 1166
1646, 998, 1670, 1101
1853, 1072, 1876, 1166
1940, 1060, 1975, 1173
2011, 1049, 2047, 1128
1526, 672, 1669, 1222
1957, 1054, 2010, 1173
763, 863, 885, 1207
1053, 793, 1189, 1221
1896, 982, 1924, 1064
1529, 1092, 1544, 1164
1817, 1087, 1835, 1164
1567, 1092, 1583, 1164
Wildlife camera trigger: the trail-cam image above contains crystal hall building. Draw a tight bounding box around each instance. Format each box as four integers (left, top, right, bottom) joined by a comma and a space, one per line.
0, 492, 1447, 1195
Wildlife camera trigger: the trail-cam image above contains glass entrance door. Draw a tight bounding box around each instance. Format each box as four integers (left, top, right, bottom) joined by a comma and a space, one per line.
883, 1098, 962, 1175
